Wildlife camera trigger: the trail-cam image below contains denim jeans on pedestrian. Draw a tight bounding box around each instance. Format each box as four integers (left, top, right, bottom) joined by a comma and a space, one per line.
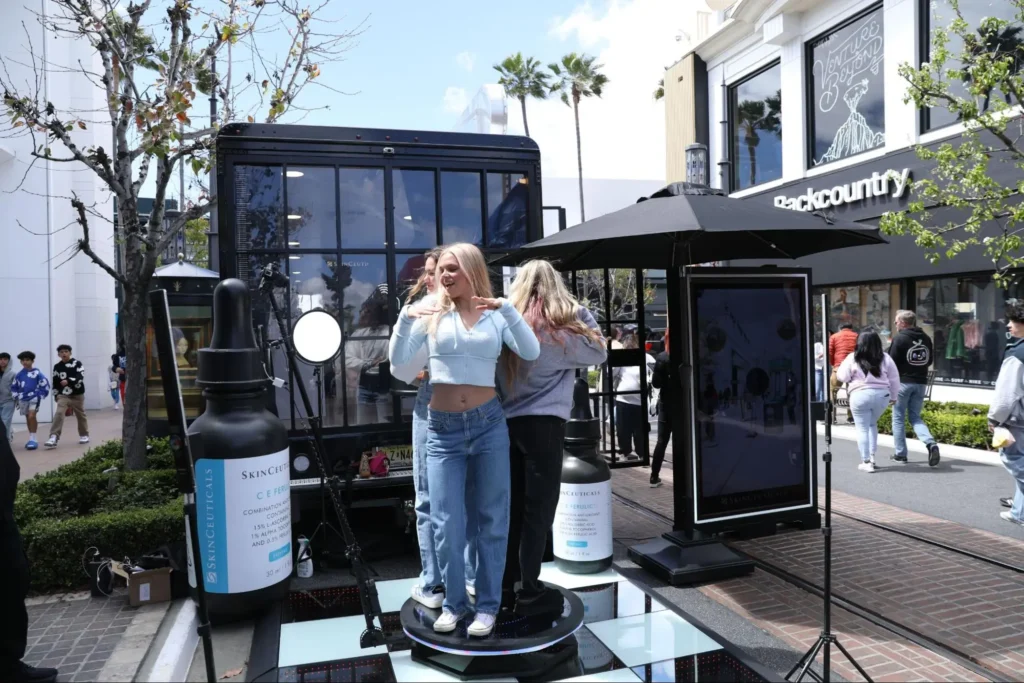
892, 382, 935, 459
412, 381, 479, 592
1000, 426, 1024, 522
815, 368, 824, 403
849, 388, 890, 463
0, 401, 13, 441
426, 397, 510, 616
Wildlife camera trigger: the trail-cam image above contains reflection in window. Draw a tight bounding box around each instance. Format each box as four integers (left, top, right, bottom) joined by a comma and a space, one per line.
393, 170, 437, 249
288, 254, 340, 317
827, 283, 901, 348
238, 253, 292, 422
729, 63, 782, 191
339, 168, 386, 249
808, 6, 885, 166
337, 255, 388, 335
441, 172, 483, 245
926, 1, 1023, 130
287, 167, 337, 249
396, 253, 428, 304
343, 280, 391, 427
145, 306, 211, 420
487, 174, 528, 248
236, 166, 283, 249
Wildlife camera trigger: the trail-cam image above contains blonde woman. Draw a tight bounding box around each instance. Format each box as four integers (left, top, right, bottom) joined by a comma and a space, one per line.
497, 260, 606, 615
389, 243, 540, 637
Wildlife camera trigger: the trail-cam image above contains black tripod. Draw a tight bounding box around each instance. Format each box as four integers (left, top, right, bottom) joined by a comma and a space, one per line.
258, 263, 399, 648
786, 364, 872, 683
303, 364, 346, 568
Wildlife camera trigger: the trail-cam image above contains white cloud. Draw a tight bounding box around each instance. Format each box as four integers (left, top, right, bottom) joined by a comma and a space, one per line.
443, 86, 469, 113
456, 51, 477, 72
506, 0, 705, 183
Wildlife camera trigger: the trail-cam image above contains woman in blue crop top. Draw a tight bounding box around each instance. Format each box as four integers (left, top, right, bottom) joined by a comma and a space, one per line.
389, 243, 540, 637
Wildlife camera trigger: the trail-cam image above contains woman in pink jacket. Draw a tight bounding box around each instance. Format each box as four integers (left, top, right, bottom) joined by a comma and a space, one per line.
836, 329, 901, 473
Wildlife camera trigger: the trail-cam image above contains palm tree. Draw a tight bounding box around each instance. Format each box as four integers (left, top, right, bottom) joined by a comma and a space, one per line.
549, 53, 609, 222
735, 89, 781, 188
654, 78, 665, 101
493, 53, 549, 138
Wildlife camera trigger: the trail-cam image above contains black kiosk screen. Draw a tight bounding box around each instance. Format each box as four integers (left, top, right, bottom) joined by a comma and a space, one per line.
691, 279, 811, 522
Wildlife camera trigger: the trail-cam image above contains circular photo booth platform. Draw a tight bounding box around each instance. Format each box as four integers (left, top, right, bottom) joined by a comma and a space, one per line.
400, 585, 585, 680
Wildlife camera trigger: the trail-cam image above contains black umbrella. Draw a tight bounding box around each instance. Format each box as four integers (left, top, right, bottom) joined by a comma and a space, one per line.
495, 182, 887, 269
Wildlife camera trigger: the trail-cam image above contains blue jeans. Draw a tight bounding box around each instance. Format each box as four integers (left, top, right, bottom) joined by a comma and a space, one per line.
412, 382, 478, 590
109, 388, 120, 404
815, 368, 824, 402
849, 388, 890, 463
1000, 426, 1024, 522
426, 397, 510, 616
0, 401, 13, 440
892, 383, 935, 458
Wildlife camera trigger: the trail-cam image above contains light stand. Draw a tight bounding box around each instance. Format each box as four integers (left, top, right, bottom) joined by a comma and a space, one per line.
787, 303, 871, 683
149, 289, 216, 683
257, 263, 399, 649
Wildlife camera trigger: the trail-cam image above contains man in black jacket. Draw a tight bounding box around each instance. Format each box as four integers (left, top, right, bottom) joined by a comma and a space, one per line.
44, 345, 88, 450
888, 310, 940, 466
649, 338, 677, 488
0, 421, 59, 682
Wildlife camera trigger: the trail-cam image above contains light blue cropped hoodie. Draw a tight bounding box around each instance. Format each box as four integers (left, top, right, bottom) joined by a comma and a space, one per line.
389, 300, 541, 388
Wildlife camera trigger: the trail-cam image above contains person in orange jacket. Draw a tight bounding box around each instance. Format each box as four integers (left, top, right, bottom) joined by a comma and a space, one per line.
828, 323, 859, 424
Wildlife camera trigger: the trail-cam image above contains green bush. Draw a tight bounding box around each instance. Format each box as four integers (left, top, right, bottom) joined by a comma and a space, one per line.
22, 500, 183, 591
876, 402, 990, 450
587, 370, 600, 389
16, 437, 183, 591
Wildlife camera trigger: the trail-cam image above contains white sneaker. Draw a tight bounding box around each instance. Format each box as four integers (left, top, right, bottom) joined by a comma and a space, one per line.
433, 608, 463, 633
79, 436, 90, 445
467, 612, 496, 637
44, 435, 58, 449
1000, 511, 1024, 526
857, 462, 876, 473
869, 454, 876, 466
411, 585, 444, 610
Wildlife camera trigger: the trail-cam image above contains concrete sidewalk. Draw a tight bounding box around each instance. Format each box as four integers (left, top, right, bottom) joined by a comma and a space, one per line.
12, 407, 123, 479
816, 422, 1001, 466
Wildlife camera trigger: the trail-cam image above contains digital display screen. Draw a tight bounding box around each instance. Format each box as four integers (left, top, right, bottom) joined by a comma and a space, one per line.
690, 276, 812, 522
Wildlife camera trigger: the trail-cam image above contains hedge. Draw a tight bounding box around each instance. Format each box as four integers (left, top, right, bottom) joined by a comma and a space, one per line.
874, 401, 991, 451
16, 437, 183, 592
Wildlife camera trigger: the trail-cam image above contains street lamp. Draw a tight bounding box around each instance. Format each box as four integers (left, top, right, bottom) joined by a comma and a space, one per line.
685, 143, 708, 186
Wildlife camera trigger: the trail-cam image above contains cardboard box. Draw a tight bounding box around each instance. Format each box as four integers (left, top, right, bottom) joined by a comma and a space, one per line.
110, 562, 173, 607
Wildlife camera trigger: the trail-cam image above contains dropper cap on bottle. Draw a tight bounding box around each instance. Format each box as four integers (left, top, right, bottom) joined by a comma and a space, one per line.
564, 377, 600, 445
197, 279, 268, 391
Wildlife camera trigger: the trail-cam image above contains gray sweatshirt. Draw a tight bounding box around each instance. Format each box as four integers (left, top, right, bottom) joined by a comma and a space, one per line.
0, 365, 14, 405
498, 307, 607, 420
989, 337, 1024, 428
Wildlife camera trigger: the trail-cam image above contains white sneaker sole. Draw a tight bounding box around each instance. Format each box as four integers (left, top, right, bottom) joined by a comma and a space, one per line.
433, 618, 460, 633
44, 443, 57, 450
410, 590, 444, 610
467, 622, 494, 637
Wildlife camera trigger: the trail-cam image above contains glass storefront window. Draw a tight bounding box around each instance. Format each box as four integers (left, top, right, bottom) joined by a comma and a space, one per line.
393, 169, 438, 249
823, 282, 901, 348
286, 167, 337, 249
807, 5, 885, 167
925, 1, 1022, 130
237, 166, 284, 249
486, 173, 528, 248
916, 276, 1022, 386
338, 168, 386, 249
441, 172, 483, 245
146, 305, 212, 420
729, 62, 782, 191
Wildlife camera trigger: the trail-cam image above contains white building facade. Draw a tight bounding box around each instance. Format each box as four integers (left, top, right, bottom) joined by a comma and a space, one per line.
0, 2, 118, 423
689, 0, 1019, 404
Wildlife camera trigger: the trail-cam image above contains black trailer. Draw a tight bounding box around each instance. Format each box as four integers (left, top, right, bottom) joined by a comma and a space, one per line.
215, 123, 543, 507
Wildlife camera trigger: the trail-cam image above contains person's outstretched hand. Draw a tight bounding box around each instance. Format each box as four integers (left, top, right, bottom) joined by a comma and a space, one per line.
472, 296, 502, 311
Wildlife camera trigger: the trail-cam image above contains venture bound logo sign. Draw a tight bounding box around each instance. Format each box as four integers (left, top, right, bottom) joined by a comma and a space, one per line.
773, 168, 911, 212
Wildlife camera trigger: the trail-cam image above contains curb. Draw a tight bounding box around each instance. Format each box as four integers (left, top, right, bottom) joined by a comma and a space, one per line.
816, 423, 1001, 466
96, 600, 171, 682
147, 598, 200, 682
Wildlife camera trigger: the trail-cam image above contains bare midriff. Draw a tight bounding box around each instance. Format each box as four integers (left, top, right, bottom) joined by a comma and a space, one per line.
430, 384, 497, 412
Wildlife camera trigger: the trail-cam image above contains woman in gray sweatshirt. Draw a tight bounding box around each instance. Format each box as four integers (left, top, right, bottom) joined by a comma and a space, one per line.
496, 260, 607, 614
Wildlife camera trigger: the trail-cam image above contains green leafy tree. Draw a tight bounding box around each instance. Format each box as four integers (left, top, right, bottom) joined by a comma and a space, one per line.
493, 53, 549, 138
880, 1, 1024, 281
1, 0, 363, 469
654, 78, 664, 101
184, 218, 209, 268
735, 90, 781, 188
549, 53, 609, 223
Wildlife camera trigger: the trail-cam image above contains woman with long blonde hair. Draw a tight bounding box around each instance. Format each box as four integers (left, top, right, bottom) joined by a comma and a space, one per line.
389, 242, 539, 637
497, 259, 606, 615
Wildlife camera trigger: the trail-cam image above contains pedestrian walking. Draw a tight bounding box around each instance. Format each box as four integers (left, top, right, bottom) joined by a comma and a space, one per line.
612, 328, 655, 459
650, 330, 677, 488
10, 353, 49, 451
828, 323, 859, 424
107, 361, 121, 410
0, 354, 15, 442
988, 299, 1024, 527
114, 345, 126, 405
887, 309, 940, 466
814, 337, 826, 402
45, 345, 88, 449
836, 330, 900, 473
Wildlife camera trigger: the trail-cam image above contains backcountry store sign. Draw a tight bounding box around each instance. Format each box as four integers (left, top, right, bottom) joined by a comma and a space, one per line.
773, 169, 911, 212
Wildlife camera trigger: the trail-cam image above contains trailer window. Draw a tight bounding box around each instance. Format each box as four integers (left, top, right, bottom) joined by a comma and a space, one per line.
237, 166, 284, 249
486, 173, 528, 248
286, 166, 337, 249
393, 169, 438, 249
339, 168, 386, 249
441, 171, 483, 245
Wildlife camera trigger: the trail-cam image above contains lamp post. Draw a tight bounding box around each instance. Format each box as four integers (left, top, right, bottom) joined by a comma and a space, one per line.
685, 143, 708, 186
